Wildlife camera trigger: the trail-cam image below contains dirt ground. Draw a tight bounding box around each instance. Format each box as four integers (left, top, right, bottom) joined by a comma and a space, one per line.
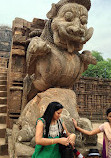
92, 122, 103, 144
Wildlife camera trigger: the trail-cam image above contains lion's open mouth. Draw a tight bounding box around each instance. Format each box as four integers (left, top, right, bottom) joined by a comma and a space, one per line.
57, 28, 84, 52
58, 26, 85, 43
57, 33, 83, 52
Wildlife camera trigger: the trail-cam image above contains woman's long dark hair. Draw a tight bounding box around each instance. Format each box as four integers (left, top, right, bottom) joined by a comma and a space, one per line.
38, 102, 63, 154
106, 108, 111, 116
42, 101, 63, 138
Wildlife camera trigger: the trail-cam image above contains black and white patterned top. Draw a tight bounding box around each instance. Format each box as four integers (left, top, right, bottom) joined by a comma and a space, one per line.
37, 118, 63, 138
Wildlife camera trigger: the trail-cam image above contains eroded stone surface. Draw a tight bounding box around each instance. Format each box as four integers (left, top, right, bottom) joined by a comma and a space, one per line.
15, 88, 96, 149
26, 0, 96, 92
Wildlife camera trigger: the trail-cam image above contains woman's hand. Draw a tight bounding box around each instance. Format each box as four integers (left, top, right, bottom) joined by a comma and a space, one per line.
72, 118, 78, 128
59, 138, 69, 146
67, 133, 76, 147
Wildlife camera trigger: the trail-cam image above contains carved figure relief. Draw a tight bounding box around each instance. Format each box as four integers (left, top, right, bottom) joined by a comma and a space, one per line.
26, 0, 96, 92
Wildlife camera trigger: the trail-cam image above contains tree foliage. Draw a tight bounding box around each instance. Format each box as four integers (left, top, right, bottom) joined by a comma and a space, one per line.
91, 51, 104, 62
82, 51, 111, 79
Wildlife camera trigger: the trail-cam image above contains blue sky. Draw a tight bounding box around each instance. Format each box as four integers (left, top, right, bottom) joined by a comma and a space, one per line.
0, 0, 111, 59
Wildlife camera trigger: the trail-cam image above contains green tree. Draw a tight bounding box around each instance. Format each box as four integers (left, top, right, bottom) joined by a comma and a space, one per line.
91, 51, 104, 62
82, 51, 111, 79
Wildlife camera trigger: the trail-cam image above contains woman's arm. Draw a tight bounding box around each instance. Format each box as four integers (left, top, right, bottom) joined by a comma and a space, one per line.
35, 120, 69, 146
62, 122, 71, 136
62, 122, 76, 147
72, 118, 101, 135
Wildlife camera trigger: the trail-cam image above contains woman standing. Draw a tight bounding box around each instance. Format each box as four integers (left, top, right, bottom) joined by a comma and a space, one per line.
32, 101, 75, 158
72, 108, 111, 158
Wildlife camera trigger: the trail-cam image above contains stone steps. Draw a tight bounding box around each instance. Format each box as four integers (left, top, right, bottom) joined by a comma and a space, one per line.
0, 156, 9, 158
0, 66, 8, 156
0, 73, 7, 77
0, 124, 6, 138
0, 113, 7, 124
0, 138, 8, 155
0, 138, 5, 146
0, 105, 7, 113
0, 98, 7, 105
0, 67, 8, 70
0, 86, 7, 91
0, 76, 7, 80
0, 81, 7, 86
0, 70, 7, 72
0, 92, 7, 97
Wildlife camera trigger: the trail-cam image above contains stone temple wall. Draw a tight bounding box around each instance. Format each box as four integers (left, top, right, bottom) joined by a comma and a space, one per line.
7, 17, 46, 128
74, 77, 111, 120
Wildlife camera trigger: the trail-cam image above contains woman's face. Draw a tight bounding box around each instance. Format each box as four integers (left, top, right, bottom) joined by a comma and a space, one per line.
107, 112, 111, 123
53, 108, 63, 121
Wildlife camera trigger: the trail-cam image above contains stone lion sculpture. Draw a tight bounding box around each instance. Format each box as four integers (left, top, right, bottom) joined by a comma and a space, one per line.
8, 1, 100, 157
26, 0, 96, 92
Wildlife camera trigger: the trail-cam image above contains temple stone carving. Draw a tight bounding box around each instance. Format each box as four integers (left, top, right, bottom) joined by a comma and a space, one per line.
26, 0, 96, 92
7, 0, 103, 157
